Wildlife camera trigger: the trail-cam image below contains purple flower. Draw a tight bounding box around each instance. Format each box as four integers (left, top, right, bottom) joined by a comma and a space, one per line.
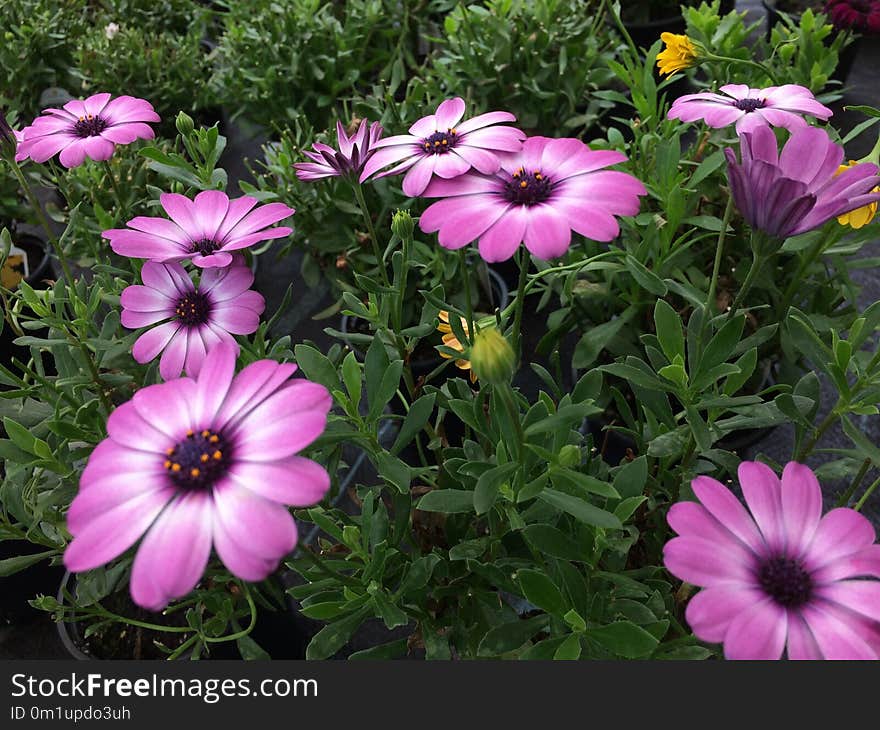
418, 136, 646, 263
359, 97, 525, 196
121, 256, 265, 380
665, 461, 880, 660
104, 190, 294, 268
668, 84, 832, 133
725, 125, 880, 239
295, 119, 383, 181
18, 93, 159, 168
64, 343, 332, 611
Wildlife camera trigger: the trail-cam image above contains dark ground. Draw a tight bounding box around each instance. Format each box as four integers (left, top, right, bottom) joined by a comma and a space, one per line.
3, 0, 880, 658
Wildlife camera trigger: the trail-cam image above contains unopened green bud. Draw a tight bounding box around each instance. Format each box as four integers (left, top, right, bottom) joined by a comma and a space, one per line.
175, 111, 195, 138
557, 444, 580, 467
391, 209, 414, 240
469, 327, 515, 385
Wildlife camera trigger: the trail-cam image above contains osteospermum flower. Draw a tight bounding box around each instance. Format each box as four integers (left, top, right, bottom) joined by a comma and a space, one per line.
121, 256, 265, 380
725, 125, 880, 240
419, 136, 646, 263
18, 93, 159, 168
104, 190, 294, 268
665, 461, 880, 660
836, 161, 879, 228
668, 84, 832, 133
825, 0, 880, 33
295, 119, 383, 181
656, 33, 700, 76
437, 311, 476, 383
359, 97, 525, 196
64, 343, 332, 610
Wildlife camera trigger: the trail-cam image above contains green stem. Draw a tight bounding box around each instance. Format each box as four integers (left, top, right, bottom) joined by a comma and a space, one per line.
352, 183, 390, 288
777, 233, 832, 321
511, 247, 529, 359
8, 159, 112, 414
797, 408, 839, 461
204, 584, 258, 643
459, 248, 475, 344
727, 251, 765, 321
837, 458, 871, 508
497, 383, 525, 468
103, 160, 125, 215
855, 475, 880, 512
705, 53, 781, 85
707, 197, 734, 316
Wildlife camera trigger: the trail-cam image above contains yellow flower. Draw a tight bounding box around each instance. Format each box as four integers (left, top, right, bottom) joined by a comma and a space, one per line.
656, 33, 699, 76
836, 161, 878, 229
437, 310, 476, 383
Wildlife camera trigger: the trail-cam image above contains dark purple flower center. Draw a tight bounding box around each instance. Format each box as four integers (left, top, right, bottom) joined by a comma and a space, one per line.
734, 98, 765, 113
164, 429, 229, 491
422, 128, 457, 155
190, 238, 221, 257
758, 556, 813, 608
174, 292, 211, 327
503, 168, 552, 206
73, 114, 108, 138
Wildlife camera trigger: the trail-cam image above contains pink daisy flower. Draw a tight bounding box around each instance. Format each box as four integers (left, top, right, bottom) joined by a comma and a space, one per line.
295, 119, 383, 181
664, 461, 880, 660
18, 92, 159, 168
359, 97, 525, 196
668, 84, 832, 133
121, 256, 265, 380
726, 125, 880, 240
64, 343, 332, 611
104, 190, 294, 268
418, 136, 647, 263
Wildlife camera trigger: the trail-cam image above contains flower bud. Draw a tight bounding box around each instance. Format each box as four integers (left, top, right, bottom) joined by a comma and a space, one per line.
469, 326, 515, 385
175, 111, 195, 138
557, 444, 580, 467
391, 209, 414, 240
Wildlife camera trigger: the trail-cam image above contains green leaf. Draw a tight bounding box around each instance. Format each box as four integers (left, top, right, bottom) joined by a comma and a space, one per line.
373, 592, 409, 630
474, 462, 518, 515
0, 550, 55, 577
653, 300, 685, 364
391, 394, 436, 455
697, 315, 744, 376
349, 639, 409, 660
624, 255, 667, 296
573, 317, 626, 369
369, 360, 403, 421
477, 615, 550, 657
340, 351, 361, 406
294, 344, 338, 391
417, 490, 475, 514
538, 489, 621, 529
613, 455, 648, 499
375, 452, 411, 494
550, 467, 619, 499
518, 569, 567, 616
305, 606, 371, 660
586, 621, 659, 658
521, 524, 586, 561
554, 634, 582, 660
236, 635, 270, 661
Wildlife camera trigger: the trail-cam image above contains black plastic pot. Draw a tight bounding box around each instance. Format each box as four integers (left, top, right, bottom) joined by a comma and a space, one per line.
622, 1, 736, 50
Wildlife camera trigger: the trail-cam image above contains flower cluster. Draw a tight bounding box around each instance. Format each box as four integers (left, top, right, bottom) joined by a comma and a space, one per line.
825, 0, 880, 33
